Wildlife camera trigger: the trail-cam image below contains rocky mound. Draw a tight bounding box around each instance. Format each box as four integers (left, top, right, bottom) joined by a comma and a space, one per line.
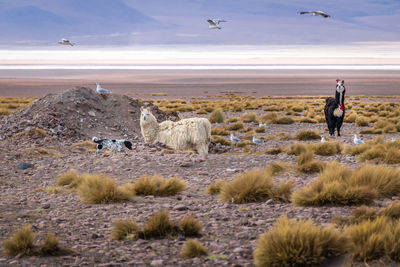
0, 87, 179, 142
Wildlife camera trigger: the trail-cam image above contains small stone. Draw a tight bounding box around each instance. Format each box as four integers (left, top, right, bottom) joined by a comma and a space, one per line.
176, 196, 182, 201
173, 204, 188, 211
42, 204, 51, 209
265, 199, 274, 205
233, 247, 244, 253
17, 162, 34, 170
91, 233, 99, 239
150, 259, 164, 266
88, 111, 96, 117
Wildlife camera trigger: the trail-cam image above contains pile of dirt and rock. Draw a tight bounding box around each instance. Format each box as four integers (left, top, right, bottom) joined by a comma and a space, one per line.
0, 87, 179, 142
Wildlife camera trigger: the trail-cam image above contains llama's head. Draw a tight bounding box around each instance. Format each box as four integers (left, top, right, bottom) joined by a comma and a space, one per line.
336, 79, 345, 92
140, 106, 157, 124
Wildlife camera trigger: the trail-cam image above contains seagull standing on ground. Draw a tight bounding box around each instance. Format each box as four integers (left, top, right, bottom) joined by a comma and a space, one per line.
252, 135, 263, 144
298, 11, 331, 18
58, 38, 74, 46
230, 131, 241, 143
353, 134, 365, 145
258, 122, 270, 129
392, 137, 396, 142
96, 83, 110, 94
207, 19, 226, 29
320, 135, 326, 143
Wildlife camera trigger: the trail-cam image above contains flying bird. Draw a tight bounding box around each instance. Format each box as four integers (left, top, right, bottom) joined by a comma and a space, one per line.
96, 83, 110, 94
252, 135, 263, 144
230, 131, 241, 143
298, 11, 330, 18
58, 38, 74, 46
320, 135, 326, 143
207, 19, 226, 29
353, 134, 365, 145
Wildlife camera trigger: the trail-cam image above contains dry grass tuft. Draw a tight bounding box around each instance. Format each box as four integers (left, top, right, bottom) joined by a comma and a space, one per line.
180, 239, 209, 258
296, 130, 320, 141
132, 174, 186, 196
253, 216, 348, 267
379, 201, 400, 219
38, 233, 71, 256
271, 116, 295, 124
264, 147, 283, 155
2, 225, 34, 256
208, 109, 224, 123
179, 215, 202, 237
205, 180, 226, 195
211, 136, 231, 146
241, 112, 257, 123
255, 126, 266, 133
355, 116, 369, 127
287, 143, 308, 156
72, 141, 97, 153
77, 174, 132, 204
264, 161, 292, 176
56, 170, 82, 188
292, 162, 400, 206
296, 151, 325, 174
313, 142, 342, 156
271, 180, 294, 202
228, 121, 244, 131
211, 127, 229, 136
140, 210, 177, 239
111, 220, 140, 240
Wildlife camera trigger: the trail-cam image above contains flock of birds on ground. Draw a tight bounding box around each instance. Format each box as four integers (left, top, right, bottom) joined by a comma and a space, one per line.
58, 10, 330, 46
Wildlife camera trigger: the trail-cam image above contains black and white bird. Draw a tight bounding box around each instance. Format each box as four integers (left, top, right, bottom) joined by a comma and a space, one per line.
298, 11, 330, 18
353, 134, 365, 145
96, 83, 110, 94
252, 135, 263, 144
230, 131, 241, 143
320, 135, 326, 143
58, 38, 74, 46
207, 19, 226, 29
92, 137, 132, 154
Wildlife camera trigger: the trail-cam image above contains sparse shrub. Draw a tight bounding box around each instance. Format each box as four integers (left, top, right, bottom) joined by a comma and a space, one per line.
344, 113, 357, 123
295, 130, 320, 141
211, 136, 231, 146
296, 151, 325, 174
220, 169, 273, 203
161, 148, 175, 154
379, 201, 400, 219
384, 147, 400, 164
180, 239, 209, 258
39, 233, 65, 256
241, 112, 257, 123
228, 121, 244, 131
264, 161, 292, 176
132, 174, 186, 196
253, 216, 348, 267
0, 108, 12, 116
259, 112, 278, 123
255, 126, 265, 133
179, 215, 202, 237
236, 140, 250, 148
211, 127, 229, 136
111, 220, 140, 240
264, 147, 283, 155
226, 116, 240, 123
271, 180, 294, 202
287, 143, 308, 156
208, 109, 224, 123
355, 116, 369, 127
77, 174, 132, 204
298, 117, 317, 123
3, 225, 34, 256
205, 180, 226, 195
56, 170, 81, 188
313, 142, 342, 156
16, 128, 47, 139
292, 162, 400, 206
140, 210, 177, 239
272, 116, 295, 124
72, 141, 97, 153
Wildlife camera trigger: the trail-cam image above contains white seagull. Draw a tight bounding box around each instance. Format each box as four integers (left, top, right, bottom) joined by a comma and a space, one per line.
207, 19, 226, 29
298, 11, 331, 18
320, 135, 326, 143
58, 38, 74, 46
258, 122, 270, 129
230, 131, 241, 143
353, 134, 365, 145
96, 83, 110, 94
392, 137, 396, 142
252, 135, 263, 144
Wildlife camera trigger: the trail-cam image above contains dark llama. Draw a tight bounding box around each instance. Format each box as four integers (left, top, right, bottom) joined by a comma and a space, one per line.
324, 79, 346, 136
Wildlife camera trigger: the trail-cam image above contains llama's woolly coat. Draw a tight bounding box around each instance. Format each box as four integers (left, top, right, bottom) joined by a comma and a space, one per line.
140, 108, 211, 154
324, 82, 346, 136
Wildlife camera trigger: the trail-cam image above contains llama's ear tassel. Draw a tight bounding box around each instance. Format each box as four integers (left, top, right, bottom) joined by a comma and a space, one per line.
342, 80, 344, 84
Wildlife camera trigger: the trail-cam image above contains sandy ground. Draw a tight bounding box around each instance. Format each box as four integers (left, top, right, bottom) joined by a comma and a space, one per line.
0, 69, 400, 98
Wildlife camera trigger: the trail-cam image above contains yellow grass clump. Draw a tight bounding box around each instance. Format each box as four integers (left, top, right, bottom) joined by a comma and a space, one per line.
286, 143, 308, 156
208, 109, 224, 123
292, 162, 400, 206
255, 126, 266, 133
72, 141, 97, 153
379, 201, 400, 219
179, 215, 202, 237
211, 127, 229, 136
77, 174, 132, 204
355, 116, 369, 127
39, 233, 72, 256
180, 239, 209, 258
132, 174, 186, 196
241, 112, 257, 123
264, 161, 293, 176
211, 136, 231, 146
313, 142, 342, 156
295, 130, 320, 141
205, 180, 226, 195
56, 170, 82, 188
253, 216, 348, 267
271, 116, 295, 124
140, 210, 177, 239
228, 121, 244, 131
271, 180, 294, 203
111, 220, 140, 240
296, 151, 325, 174
2, 225, 34, 256
344, 216, 400, 262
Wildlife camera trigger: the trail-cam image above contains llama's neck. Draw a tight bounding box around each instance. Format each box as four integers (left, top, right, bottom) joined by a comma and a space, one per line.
140, 118, 159, 143
335, 86, 345, 105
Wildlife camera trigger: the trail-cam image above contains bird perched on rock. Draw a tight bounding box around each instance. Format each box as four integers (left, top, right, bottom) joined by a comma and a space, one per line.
320, 135, 326, 143
298, 11, 330, 18
252, 135, 263, 144
353, 134, 365, 145
230, 131, 241, 143
96, 83, 110, 94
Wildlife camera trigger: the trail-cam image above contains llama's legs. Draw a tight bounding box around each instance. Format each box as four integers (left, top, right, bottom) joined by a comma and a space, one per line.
196, 143, 208, 154
336, 116, 344, 137
328, 118, 335, 137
